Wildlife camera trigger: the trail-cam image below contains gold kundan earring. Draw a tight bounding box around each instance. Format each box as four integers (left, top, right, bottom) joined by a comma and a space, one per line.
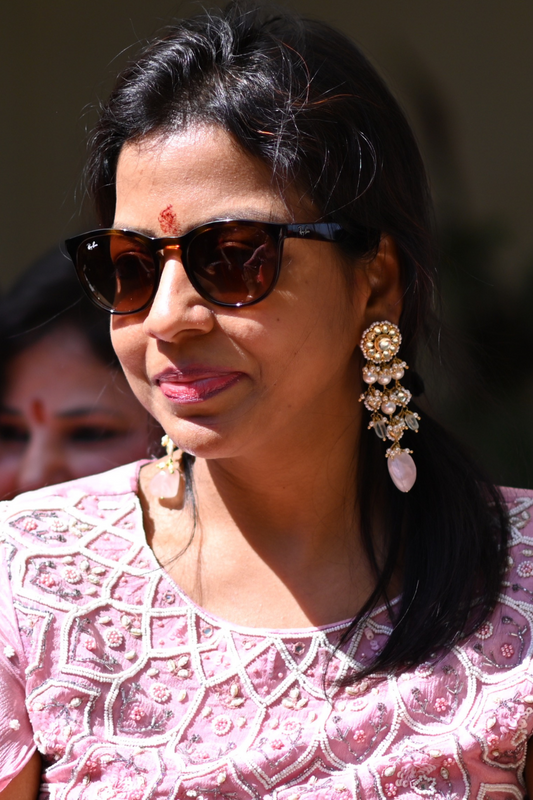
359, 321, 419, 492
149, 434, 184, 500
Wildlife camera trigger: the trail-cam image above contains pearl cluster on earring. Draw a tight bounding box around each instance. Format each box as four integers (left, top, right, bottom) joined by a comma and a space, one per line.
359, 321, 419, 492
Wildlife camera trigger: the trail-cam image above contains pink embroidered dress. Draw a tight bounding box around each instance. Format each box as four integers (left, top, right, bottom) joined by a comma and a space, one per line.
1, 461, 533, 800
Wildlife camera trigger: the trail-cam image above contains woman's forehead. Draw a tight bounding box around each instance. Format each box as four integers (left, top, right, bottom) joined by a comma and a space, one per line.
114, 126, 314, 234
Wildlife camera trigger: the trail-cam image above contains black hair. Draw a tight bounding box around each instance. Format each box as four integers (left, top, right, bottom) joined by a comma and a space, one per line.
0, 247, 118, 377
85, 1, 509, 676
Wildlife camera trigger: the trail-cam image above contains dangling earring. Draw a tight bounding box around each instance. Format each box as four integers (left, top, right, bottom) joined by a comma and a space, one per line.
149, 434, 184, 500
359, 321, 419, 492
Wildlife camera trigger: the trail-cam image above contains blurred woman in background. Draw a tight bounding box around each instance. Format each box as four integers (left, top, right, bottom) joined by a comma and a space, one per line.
0, 248, 160, 498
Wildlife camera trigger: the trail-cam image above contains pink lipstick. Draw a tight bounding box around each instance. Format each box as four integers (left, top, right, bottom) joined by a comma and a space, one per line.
155, 367, 243, 404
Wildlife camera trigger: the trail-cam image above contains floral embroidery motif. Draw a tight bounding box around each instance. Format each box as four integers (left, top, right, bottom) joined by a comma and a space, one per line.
433, 697, 448, 713
408, 664, 463, 722
212, 714, 233, 736
39, 572, 58, 589
149, 682, 171, 703
472, 613, 527, 669
129, 704, 145, 721
62, 566, 82, 584
104, 628, 125, 649
517, 561, 533, 577
476, 622, 494, 639
280, 718, 300, 735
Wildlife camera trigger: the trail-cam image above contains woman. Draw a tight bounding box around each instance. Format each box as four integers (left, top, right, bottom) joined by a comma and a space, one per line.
1, 4, 531, 798
0, 248, 161, 498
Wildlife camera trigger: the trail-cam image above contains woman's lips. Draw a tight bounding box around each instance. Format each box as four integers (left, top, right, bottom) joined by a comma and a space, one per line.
155, 369, 244, 404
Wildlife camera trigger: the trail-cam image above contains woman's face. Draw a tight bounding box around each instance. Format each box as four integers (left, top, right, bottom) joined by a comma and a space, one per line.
0, 325, 157, 499
111, 126, 378, 461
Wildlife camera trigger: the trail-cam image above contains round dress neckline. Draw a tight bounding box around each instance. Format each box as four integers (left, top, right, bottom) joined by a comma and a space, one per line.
133, 458, 398, 639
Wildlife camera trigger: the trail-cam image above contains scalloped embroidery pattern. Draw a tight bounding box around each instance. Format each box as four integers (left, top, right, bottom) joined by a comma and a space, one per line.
1, 467, 533, 800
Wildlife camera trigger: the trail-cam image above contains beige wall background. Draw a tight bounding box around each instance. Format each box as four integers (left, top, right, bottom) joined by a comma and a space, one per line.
1, 0, 532, 287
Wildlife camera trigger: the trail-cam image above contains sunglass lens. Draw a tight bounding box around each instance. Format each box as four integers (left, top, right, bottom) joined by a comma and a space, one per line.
75, 233, 156, 313
188, 224, 278, 305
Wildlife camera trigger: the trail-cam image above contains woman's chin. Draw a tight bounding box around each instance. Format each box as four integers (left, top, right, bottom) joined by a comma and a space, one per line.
146, 389, 263, 459
152, 414, 245, 460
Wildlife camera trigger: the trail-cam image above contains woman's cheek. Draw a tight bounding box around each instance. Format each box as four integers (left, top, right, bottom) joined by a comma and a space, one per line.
110, 322, 146, 378
109, 324, 153, 407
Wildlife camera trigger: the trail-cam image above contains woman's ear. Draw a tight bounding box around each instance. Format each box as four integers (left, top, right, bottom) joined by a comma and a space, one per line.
359, 234, 403, 327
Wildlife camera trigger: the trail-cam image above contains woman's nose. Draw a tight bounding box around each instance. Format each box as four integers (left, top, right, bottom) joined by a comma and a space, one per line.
16, 428, 73, 494
142, 251, 215, 342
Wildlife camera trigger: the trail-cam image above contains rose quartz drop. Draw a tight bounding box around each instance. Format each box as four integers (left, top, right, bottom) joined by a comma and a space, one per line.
387, 451, 417, 492
149, 469, 181, 499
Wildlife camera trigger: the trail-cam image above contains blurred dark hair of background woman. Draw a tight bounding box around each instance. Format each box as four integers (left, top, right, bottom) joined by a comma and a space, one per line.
0, 248, 161, 498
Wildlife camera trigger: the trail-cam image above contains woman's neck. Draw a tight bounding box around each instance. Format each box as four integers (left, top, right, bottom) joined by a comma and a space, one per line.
139, 412, 379, 629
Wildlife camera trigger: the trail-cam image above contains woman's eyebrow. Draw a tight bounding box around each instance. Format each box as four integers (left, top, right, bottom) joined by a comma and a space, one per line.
113, 223, 157, 237
203, 209, 284, 223
191, 210, 288, 227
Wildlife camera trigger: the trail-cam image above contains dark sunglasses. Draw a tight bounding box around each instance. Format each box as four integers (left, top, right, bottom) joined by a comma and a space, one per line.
66, 219, 368, 314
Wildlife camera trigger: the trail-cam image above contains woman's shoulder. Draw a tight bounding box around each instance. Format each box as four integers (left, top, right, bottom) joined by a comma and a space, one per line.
450, 484, 533, 681
500, 484, 533, 516
499, 485, 533, 577
0, 460, 145, 516
0, 460, 147, 581
496, 484, 533, 619
0, 460, 146, 539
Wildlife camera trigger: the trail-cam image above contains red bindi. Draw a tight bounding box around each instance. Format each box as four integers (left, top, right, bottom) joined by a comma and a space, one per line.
158, 204, 179, 235
30, 399, 46, 424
